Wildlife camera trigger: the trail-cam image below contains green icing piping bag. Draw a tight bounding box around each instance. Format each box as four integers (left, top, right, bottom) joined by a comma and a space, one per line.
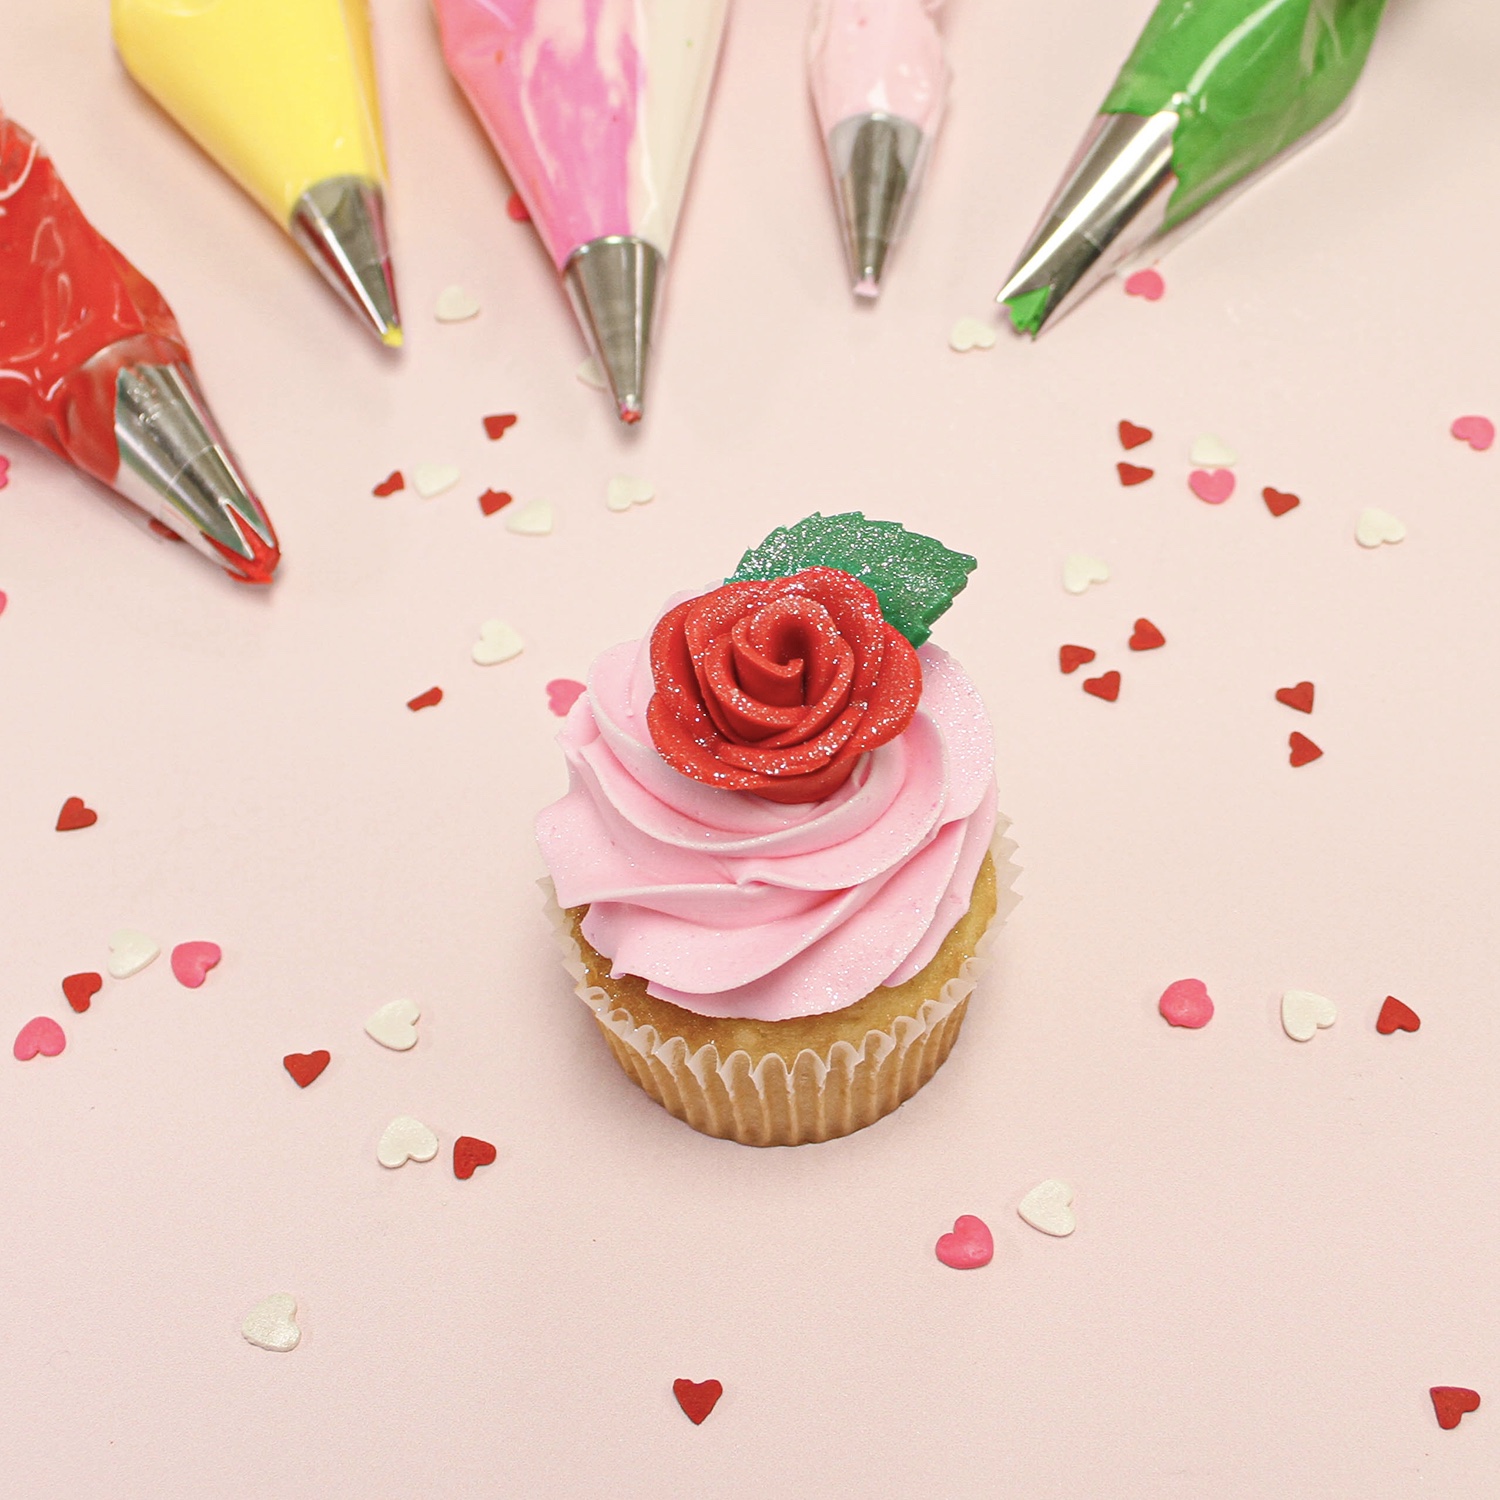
997, 0, 1386, 337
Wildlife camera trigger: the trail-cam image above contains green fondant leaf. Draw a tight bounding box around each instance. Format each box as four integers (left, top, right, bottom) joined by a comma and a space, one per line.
728, 513, 976, 648
1004, 286, 1050, 336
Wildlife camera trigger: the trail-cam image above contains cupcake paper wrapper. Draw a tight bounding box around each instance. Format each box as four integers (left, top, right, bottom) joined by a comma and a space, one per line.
542, 819, 1021, 1147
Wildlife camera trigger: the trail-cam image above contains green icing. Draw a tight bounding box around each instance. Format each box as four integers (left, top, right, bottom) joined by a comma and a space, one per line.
1004, 286, 1051, 336
1102, 0, 1386, 227
729, 513, 976, 649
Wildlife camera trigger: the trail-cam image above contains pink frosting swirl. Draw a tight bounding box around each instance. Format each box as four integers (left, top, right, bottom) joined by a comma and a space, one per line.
536, 601, 997, 1022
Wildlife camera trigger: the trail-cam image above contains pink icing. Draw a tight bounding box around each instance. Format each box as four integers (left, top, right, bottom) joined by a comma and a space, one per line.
808, 0, 949, 139
536, 600, 997, 1022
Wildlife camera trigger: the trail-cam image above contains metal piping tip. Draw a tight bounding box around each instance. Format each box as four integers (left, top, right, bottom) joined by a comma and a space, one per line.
563, 236, 662, 425
110, 362, 280, 584
289, 175, 402, 348
997, 110, 1179, 337
827, 113, 925, 298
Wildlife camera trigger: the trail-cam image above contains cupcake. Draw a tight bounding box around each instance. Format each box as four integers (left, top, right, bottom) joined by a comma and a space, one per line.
537, 513, 1016, 1145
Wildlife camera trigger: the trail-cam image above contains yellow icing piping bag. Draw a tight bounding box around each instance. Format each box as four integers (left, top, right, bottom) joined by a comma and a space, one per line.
112, 0, 402, 348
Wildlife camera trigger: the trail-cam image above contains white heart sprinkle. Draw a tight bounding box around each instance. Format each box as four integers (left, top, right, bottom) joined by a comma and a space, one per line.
606, 475, 655, 512
241, 1293, 301, 1352
378, 1115, 439, 1168
1355, 508, 1405, 548
107, 929, 160, 979
1282, 989, 1337, 1042
434, 285, 481, 322
576, 356, 608, 390
1190, 434, 1237, 467
364, 998, 420, 1052
948, 315, 997, 353
1017, 1179, 1077, 1237
413, 464, 460, 499
1062, 554, 1110, 595
472, 618, 524, 665
506, 499, 553, 536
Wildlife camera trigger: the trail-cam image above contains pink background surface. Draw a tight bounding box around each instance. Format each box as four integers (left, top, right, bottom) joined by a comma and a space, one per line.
2, 1, 1497, 1495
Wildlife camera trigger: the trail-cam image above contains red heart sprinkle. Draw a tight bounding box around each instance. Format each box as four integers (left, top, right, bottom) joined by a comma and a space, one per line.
1129, 618, 1165, 651
482, 413, 518, 440
407, 687, 443, 712
1262, 486, 1300, 517
1117, 462, 1154, 487
1376, 996, 1421, 1034
1276, 682, 1315, 714
1059, 644, 1096, 674
1289, 732, 1322, 767
453, 1136, 498, 1179
1118, 420, 1153, 450
479, 488, 513, 516
62, 972, 102, 1013
283, 1051, 330, 1088
1084, 670, 1121, 702
505, 191, 530, 222
372, 471, 404, 497
56, 796, 97, 831
673, 1379, 723, 1425
1431, 1387, 1480, 1429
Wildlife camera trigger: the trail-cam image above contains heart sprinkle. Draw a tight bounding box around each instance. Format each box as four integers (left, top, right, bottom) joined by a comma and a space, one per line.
1123, 267, 1164, 300
478, 489, 513, 516
1159, 978, 1214, 1029
576, 357, 607, 390
283, 1051, 330, 1087
1062, 555, 1109, 594
241, 1293, 300, 1353
56, 796, 97, 832
1450, 415, 1494, 452
377, 1116, 439, 1168
606, 474, 655, 512
1018, 1180, 1077, 1237
62, 972, 102, 1013
1281, 989, 1336, 1042
372, 471, 404, 497
673, 1379, 723, 1425
1129, 618, 1165, 651
547, 679, 586, 716
453, 1136, 497, 1180
0, 590, 7, 615
1276, 682, 1315, 714
1188, 468, 1235, 504
934, 1214, 993, 1269
948, 315, 996, 352
107, 930, 160, 979
1376, 996, 1421, 1034
483, 413, 519, 441
505, 191, 530, 222
1355, 508, 1405, 548
1190, 435, 1237, 467
413, 464, 461, 500
365, 998, 420, 1051
13, 1016, 65, 1060
0, 454, 9, 487
505, 499, 554, 536
1262, 486, 1300, 516
1118, 420, 1152, 450
1431, 1387, 1480, 1429
407, 687, 443, 712
434, 285, 481, 322
472, 618, 524, 666
1083, 670, 1121, 702
1059, 645, 1096, 674
1289, 731, 1323, 767
1117, 462, 1154, 486
170, 941, 222, 989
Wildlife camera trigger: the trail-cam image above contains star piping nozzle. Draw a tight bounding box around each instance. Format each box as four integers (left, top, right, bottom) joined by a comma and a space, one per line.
111, 361, 280, 584
997, 110, 1179, 337
563, 236, 662, 424
289, 175, 402, 347
827, 113, 925, 298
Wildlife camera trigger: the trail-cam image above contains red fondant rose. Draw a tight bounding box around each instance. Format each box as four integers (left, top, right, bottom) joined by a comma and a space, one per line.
646, 568, 922, 803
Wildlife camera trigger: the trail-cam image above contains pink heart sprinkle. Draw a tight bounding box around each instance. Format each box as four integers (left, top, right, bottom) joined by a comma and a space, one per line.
14, 1016, 65, 1060
1451, 415, 1494, 452
0, 455, 10, 489
0, 591, 7, 617
935, 1214, 993, 1269
1159, 978, 1214, 1029
546, 679, 586, 717
1123, 268, 1164, 301
1188, 468, 1235, 504
170, 941, 222, 989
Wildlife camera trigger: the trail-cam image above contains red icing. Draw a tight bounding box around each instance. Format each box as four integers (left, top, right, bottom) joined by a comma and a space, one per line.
647, 568, 921, 804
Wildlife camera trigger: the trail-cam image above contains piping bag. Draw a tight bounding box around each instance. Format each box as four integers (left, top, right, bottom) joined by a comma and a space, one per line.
808, 0, 950, 299
112, 0, 402, 347
0, 111, 279, 584
998, 0, 1387, 336
434, 0, 729, 424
